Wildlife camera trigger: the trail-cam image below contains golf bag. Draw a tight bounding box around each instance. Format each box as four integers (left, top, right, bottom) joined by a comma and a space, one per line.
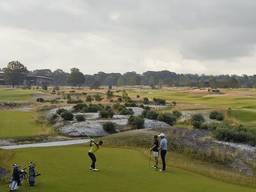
9, 179, 19, 191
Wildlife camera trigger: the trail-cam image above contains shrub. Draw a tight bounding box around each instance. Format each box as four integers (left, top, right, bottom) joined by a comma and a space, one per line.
75, 114, 85, 122
87, 104, 103, 112
117, 97, 123, 102
56, 108, 68, 115
100, 109, 114, 118
103, 122, 117, 134
125, 102, 137, 107
36, 98, 45, 102
173, 110, 182, 119
128, 116, 144, 129
143, 110, 159, 120
153, 98, 166, 105
107, 90, 113, 99
191, 114, 205, 129
214, 126, 256, 146
119, 108, 134, 115
42, 85, 48, 90
94, 94, 103, 101
49, 114, 58, 124
86, 95, 93, 102
61, 111, 74, 121
143, 97, 150, 104
73, 103, 88, 112
209, 111, 224, 121
67, 99, 83, 104
112, 103, 124, 112
157, 113, 177, 126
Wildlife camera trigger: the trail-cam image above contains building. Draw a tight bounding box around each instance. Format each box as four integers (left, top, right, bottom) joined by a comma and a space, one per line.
0, 70, 4, 85
25, 74, 53, 86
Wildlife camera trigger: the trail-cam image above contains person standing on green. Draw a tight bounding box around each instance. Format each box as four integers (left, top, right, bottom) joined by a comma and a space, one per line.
88, 139, 103, 171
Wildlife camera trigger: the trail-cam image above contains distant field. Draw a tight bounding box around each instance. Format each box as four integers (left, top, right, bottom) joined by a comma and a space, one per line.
0, 111, 52, 138
126, 88, 256, 110
1, 146, 254, 192
0, 88, 36, 102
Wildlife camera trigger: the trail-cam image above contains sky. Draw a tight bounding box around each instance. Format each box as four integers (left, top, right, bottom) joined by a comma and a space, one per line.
0, 0, 256, 75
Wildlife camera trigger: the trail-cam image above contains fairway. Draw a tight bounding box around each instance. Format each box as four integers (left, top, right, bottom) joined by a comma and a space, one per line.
2, 146, 254, 192
0, 111, 51, 138
0, 88, 37, 102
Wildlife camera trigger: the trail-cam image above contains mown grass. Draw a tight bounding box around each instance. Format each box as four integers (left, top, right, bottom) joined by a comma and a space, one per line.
0, 88, 37, 102
0, 111, 52, 138
1, 145, 255, 192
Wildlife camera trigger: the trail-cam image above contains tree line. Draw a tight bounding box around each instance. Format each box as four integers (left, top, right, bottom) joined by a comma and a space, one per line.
1, 60, 256, 88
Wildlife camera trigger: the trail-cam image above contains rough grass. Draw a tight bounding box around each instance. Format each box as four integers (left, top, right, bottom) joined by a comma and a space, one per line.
104, 130, 256, 187
1, 145, 255, 192
0, 111, 52, 138
0, 88, 36, 102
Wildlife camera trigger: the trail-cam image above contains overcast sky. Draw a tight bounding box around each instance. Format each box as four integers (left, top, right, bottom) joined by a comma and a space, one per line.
0, 0, 256, 75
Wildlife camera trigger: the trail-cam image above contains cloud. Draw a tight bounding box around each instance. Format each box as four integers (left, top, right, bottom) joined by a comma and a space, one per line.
0, 0, 256, 75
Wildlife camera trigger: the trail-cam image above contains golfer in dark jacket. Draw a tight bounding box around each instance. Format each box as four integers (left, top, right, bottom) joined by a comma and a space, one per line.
28, 162, 36, 186
150, 135, 159, 169
9, 164, 20, 191
159, 133, 168, 172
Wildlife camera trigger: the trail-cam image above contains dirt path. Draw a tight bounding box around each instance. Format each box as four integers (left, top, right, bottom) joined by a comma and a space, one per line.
0, 139, 90, 150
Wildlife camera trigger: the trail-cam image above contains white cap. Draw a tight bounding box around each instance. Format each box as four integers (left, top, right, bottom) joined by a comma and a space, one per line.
158, 133, 165, 137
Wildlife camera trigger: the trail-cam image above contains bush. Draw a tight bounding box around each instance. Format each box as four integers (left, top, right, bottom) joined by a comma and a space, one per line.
75, 114, 85, 122
128, 116, 144, 129
61, 111, 74, 121
87, 104, 103, 112
107, 90, 113, 99
100, 109, 114, 118
157, 113, 177, 126
125, 102, 137, 107
191, 114, 205, 129
117, 97, 123, 102
209, 111, 224, 121
56, 108, 68, 115
94, 94, 103, 101
49, 114, 58, 124
36, 98, 45, 102
67, 99, 83, 104
73, 103, 88, 112
214, 126, 256, 146
143, 97, 150, 104
103, 122, 117, 134
173, 110, 182, 119
153, 98, 166, 105
143, 110, 159, 120
119, 108, 134, 115
86, 95, 93, 102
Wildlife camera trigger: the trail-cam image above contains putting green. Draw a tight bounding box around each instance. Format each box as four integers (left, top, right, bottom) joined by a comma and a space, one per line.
2, 146, 254, 192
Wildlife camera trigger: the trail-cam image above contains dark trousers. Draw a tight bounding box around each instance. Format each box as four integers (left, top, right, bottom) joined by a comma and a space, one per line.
161, 150, 167, 171
88, 152, 96, 169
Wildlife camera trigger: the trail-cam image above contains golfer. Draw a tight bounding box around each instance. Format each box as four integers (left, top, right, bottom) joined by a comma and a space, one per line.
159, 133, 168, 172
88, 139, 103, 171
9, 164, 20, 191
150, 135, 159, 169
28, 162, 36, 186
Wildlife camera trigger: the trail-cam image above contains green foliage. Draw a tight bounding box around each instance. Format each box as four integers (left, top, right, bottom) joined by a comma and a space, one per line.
56, 108, 68, 115
100, 109, 114, 118
3, 61, 28, 87
86, 95, 93, 102
142, 109, 158, 120
210, 111, 224, 121
124, 102, 137, 107
143, 97, 150, 104
214, 126, 256, 146
157, 113, 177, 126
61, 111, 74, 121
192, 114, 205, 129
128, 116, 144, 129
173, 110, 182, 119
153, 98, 166, 105
75, 114, 85, 122
107, 90, 113, 99
119, 108, 134, 115
103, 122, 117, 134
94, 94, 103, 101
73, 103, 88, 112
67, 68, 85, 86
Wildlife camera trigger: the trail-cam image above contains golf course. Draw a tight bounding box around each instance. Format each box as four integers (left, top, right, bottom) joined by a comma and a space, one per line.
1, 146, 255, 192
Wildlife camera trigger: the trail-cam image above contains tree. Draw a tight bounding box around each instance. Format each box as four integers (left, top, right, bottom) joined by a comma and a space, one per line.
3, 61, 28, 87
67, 68, 85, 87
53, 69, 69, 85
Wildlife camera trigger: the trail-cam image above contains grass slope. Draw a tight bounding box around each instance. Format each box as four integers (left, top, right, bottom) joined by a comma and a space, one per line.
0, 111, 51, 138
2, 145, 254, 192
0, 88, 36, 102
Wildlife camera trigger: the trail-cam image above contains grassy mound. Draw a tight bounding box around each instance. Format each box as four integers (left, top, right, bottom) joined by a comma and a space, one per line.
0, 88, 36, 102
1, 145, 255, 192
